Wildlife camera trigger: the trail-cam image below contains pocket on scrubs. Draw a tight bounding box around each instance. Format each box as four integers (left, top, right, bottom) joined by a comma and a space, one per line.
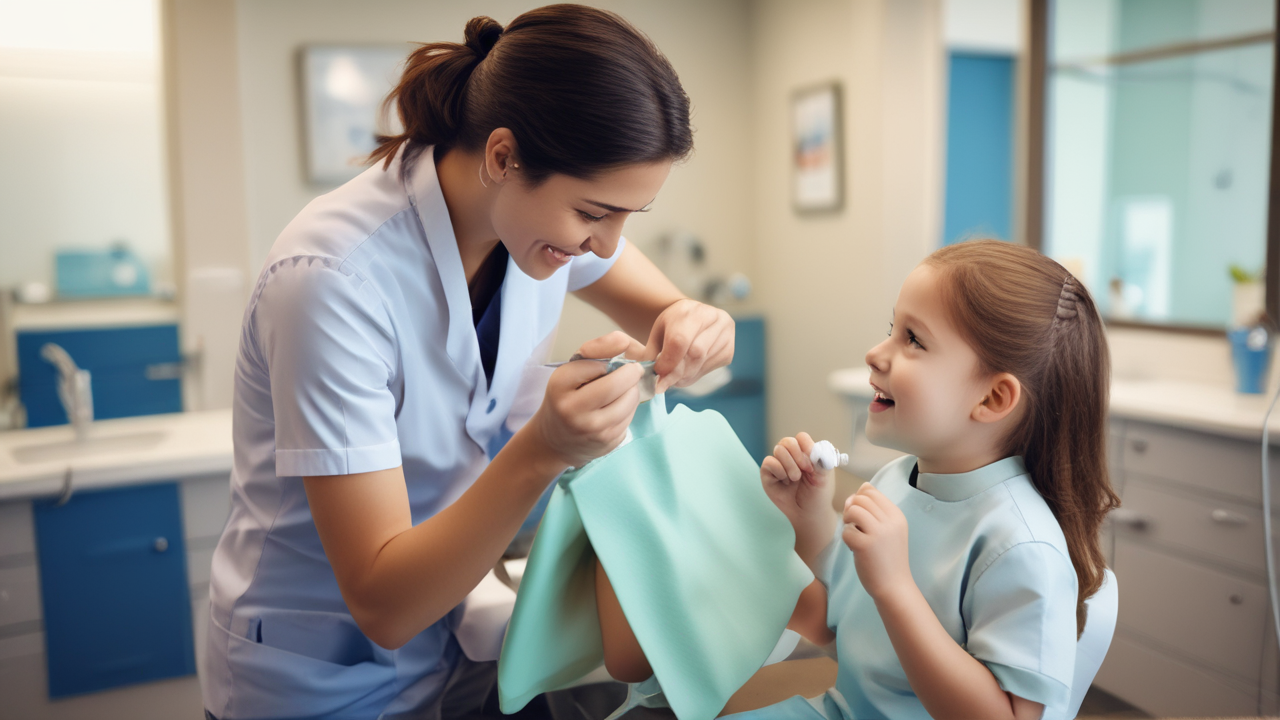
216, 611, 400, 719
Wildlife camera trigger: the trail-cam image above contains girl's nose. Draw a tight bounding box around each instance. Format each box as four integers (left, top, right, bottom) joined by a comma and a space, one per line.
865, 338, 890, 372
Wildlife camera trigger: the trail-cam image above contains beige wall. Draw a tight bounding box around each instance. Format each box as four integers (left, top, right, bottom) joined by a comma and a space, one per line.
232, 0, 757, 360
747, 0, 945, 448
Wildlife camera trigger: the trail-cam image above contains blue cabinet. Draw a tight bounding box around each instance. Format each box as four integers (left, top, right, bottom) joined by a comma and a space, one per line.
16, 324, 182, 428
670, 316, 767, 462
33, 482, 195, 697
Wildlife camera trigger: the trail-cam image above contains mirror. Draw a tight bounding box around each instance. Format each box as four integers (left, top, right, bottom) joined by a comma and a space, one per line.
0, 0, 171, 300
1043, 0, 1275, 329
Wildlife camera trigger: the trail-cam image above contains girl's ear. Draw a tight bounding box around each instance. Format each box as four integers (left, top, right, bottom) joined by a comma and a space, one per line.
972, 372, 1022, 424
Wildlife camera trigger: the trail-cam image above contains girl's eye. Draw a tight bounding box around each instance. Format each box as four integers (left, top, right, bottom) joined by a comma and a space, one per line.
907, 330, 925, 349
578, 210, 606, 223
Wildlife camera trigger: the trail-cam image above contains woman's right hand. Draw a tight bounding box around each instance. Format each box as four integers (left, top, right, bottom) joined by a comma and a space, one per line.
527, 331, 646, 470
761, 432, 838, 563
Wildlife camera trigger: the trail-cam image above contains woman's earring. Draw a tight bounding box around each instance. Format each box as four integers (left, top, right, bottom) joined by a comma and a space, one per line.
478, 161, 491, 188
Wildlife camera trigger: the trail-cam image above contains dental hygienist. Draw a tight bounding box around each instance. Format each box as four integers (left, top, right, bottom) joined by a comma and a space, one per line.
202, 7, 732, 719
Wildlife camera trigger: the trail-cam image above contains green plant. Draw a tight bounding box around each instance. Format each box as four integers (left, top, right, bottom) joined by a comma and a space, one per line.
1229, 264, 1261, 284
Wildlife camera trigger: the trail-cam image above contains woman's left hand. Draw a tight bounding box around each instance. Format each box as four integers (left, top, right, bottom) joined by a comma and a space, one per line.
644, 299, 734, 394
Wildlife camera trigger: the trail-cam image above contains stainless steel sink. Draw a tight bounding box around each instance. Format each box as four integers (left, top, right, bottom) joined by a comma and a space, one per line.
11, 431, 166, 464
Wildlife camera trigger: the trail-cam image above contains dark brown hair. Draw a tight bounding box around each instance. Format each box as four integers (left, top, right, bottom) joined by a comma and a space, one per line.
925, 240, 1120, 635
370, 5, 694, 183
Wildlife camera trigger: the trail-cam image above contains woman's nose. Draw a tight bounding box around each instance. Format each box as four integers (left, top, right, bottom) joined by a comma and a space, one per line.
584, 231, 620, 258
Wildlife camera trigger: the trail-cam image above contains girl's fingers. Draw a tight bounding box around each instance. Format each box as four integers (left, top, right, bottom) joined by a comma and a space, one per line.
762, 456, 788, 482
775, 443, 802, 482
843, 504, 878, 533
779, 436, 813, 474
852, 493, 887, 522
796, 432, 816, 454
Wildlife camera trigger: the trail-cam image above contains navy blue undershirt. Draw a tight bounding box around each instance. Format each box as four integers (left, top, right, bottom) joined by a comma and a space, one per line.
471, 244, 508, 387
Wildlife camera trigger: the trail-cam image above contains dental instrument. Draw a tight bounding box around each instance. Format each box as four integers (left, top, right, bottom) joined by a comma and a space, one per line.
545, 353, 659, 402
811, 440, 849, 471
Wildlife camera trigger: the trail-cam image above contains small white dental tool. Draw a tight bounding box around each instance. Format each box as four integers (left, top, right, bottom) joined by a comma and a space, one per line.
810, 440, 849, 471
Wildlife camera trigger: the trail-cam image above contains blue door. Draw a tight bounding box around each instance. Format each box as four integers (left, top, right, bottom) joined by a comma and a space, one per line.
33, 482, 195, 697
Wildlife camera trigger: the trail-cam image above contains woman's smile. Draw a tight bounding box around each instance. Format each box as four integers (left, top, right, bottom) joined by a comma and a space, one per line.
543, 243, 575, 266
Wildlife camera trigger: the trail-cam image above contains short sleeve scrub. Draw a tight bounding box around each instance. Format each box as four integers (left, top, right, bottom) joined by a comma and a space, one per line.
201, 145, 624, 720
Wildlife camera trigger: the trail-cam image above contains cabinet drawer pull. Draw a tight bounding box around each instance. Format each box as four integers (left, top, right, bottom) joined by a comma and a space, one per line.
1130, 439, 1148, 454
153, 537, 169, 553
1210, 509, 1248, 527
1110, 508, 1149, 531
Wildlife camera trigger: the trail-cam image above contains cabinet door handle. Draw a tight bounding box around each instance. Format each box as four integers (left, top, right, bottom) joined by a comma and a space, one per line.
1210, 509, 1248, 527
1110, 508, 1149, 531
1130, 439, 1148, 454
153, 537, 169, 553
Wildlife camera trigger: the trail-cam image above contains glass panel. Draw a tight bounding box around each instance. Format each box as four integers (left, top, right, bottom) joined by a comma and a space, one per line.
0, 0, 170, 298
1046, 0, 1275, 328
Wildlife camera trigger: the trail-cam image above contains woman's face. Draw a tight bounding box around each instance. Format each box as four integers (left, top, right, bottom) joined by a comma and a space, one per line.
491, 161, 672, 281
863, 264, 992, 460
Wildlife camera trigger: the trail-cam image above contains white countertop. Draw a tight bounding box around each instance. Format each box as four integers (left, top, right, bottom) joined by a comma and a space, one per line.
829, 367, 1280, 444
0, 409, 233, 502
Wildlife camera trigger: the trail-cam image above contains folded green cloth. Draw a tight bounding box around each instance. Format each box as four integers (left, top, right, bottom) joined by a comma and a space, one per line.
498, 395, 814, 720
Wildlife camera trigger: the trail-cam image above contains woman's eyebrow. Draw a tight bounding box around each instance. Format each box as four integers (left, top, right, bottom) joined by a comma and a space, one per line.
584, 198, 655, 213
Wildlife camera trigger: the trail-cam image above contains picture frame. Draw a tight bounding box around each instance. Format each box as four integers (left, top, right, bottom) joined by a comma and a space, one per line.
791, 81, 844, 213
299, 45, 409, 185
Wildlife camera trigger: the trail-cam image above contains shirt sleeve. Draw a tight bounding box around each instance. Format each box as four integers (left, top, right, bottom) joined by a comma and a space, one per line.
964, 541, 1077, 714
251, 256, 402, 477
566, 237, 627, 292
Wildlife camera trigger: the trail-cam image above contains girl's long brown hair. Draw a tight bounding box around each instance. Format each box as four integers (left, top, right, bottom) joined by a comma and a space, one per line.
925, 240, 1120, 635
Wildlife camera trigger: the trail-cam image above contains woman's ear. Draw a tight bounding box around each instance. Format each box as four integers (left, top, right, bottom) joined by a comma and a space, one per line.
972, 372, 1022, 424
484, 128, 521, 183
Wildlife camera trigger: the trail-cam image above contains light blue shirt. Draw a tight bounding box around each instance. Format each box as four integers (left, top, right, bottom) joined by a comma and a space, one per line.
806, 455, 1077, 720
202, 144, 623, 719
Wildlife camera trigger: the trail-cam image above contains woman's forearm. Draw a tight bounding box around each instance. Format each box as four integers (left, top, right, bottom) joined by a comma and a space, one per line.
310, 427, 566, 649
873, 582, 1018, 720
574, 242, 685, 341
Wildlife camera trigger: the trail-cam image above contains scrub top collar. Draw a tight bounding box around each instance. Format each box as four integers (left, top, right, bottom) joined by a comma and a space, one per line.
913, 455, 1027, 502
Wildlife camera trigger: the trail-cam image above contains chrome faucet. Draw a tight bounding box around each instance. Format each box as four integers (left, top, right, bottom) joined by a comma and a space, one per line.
41, 343, 93, 440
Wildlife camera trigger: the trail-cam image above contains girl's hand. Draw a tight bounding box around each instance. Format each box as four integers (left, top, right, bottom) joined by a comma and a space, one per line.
842, 483, 913, 601
527, 332, 645, 470
645, 299, 734, 394
761, 433, 838, 564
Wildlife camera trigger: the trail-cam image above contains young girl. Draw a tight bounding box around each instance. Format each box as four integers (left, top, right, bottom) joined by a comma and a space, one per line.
754, 240, 1120, 720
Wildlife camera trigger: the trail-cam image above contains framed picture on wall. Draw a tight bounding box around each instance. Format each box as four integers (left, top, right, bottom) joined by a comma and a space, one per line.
299, 45, 408, 185
791, 82, 844, 213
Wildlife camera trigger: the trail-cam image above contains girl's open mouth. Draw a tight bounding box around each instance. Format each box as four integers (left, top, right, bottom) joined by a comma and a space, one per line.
870, 391, 895, 413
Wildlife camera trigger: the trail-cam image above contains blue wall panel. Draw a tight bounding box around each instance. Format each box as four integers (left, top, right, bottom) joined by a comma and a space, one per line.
943, 52, 1015, 245
17, 324, 182, 427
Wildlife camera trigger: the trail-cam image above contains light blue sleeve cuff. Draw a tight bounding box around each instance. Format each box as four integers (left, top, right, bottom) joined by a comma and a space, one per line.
274, 440, 402, 477
984, 661, 1071, 715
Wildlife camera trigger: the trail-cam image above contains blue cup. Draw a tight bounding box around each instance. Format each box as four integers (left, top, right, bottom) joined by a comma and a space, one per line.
1229, 327, 1272, 394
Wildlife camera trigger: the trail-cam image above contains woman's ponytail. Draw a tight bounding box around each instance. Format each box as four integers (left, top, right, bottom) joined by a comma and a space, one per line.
369, 5, 694, 181
926, 240, 1120, 636
370, 16, 504, 168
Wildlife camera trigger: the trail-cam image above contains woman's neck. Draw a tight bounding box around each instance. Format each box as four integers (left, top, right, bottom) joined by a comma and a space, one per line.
435, 148, 502, 283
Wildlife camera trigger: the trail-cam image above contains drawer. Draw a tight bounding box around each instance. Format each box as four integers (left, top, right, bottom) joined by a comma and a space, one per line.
1114, 541, 1267, 683
0, 564, 41, 628
1122, 421, 1267, 504
1116, 478, 1265, 576
1094, 632, 1259, 717
0, 502, 34, 557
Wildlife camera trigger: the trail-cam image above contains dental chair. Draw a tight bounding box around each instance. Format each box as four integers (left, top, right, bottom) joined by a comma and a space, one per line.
1067, 568, 1119, 718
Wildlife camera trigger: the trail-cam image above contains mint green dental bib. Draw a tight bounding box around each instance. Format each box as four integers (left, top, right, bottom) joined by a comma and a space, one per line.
498, 396, 814, 720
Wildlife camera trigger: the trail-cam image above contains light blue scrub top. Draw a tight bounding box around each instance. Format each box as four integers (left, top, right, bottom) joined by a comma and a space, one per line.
733, 455, 1078, 720
202, 144, 623, 720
